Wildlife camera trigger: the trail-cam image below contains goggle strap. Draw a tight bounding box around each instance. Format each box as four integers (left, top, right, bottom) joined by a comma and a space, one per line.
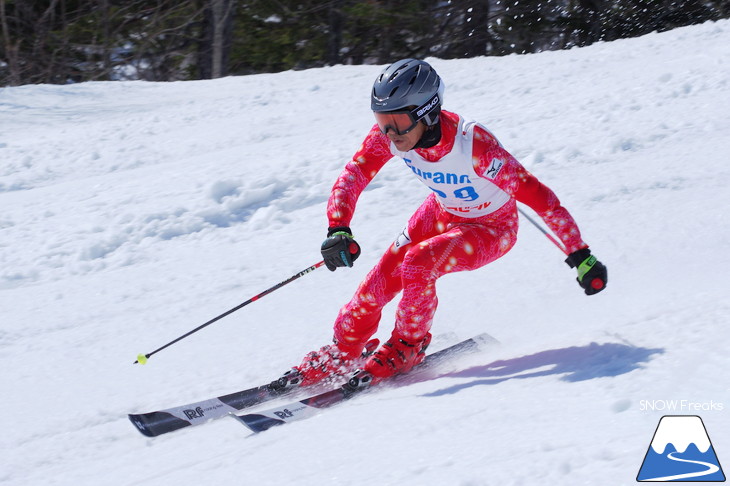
411, 92, 440, 122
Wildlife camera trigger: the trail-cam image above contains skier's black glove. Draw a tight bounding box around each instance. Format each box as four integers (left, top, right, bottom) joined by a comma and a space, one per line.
321, 226, 361, 271
565, 248, 607, 295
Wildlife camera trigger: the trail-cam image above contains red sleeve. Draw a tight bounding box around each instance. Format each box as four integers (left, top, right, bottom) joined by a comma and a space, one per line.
327, 125, 393, 228
472, 125, 588, 254
512, 170, 588, 254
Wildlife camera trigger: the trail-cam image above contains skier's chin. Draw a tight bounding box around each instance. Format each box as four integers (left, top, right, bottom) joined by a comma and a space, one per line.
392, 138, 415, 151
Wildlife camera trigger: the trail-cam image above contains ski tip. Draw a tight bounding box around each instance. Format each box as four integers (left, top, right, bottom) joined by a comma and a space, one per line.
129, 414, 158, 437
231, 413, 285, 434
128, 412, 190, 437
473, 332, 500, 348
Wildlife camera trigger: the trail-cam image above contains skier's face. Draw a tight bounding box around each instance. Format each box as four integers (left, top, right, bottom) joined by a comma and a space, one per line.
386, 121, 426, 151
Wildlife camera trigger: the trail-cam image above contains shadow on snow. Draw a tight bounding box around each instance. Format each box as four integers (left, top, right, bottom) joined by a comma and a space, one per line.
417, 341, 664, 397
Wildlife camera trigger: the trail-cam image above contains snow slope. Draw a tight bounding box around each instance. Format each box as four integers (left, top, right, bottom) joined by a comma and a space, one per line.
2, 19, 729, 486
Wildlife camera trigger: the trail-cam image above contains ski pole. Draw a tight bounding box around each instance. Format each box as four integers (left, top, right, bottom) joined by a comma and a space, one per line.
517, 206, 568, 256
134, 260, 326, 364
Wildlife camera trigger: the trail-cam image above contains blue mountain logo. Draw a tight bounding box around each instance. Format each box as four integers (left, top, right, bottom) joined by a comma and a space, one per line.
637, 415, 725, 482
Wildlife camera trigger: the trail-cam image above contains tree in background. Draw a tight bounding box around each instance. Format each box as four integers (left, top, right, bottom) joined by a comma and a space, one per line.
1, 0, 728, 86
0, 0, 207, 85
229, 1, 329, 74
197, 0, 234, 79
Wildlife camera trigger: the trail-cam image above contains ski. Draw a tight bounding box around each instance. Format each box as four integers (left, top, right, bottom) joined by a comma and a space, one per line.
233, 333, 497, 434
129, 340, 380, 437
129, 380, 305, 437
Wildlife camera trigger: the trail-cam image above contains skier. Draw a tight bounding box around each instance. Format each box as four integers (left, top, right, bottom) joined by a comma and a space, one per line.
284, 58, 607, 389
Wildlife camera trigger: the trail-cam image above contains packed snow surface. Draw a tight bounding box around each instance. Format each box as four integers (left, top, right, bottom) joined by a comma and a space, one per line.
2, 19, 729, 486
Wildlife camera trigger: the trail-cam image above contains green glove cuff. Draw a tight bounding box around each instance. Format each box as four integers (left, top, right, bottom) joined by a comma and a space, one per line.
327, 225, 353, 238
576, 255, 597, 281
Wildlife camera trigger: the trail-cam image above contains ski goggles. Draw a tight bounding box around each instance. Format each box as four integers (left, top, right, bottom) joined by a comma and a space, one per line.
373, 110, 420, 135
374, 93, 441, 135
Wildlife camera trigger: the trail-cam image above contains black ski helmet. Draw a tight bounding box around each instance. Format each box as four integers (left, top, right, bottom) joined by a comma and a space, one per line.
371, 59, 444, 127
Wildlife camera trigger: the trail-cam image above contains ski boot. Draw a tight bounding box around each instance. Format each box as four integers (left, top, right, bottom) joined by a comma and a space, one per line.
362, 331, 432, 384
342, 331, 432, 395
273, 338, 379, 390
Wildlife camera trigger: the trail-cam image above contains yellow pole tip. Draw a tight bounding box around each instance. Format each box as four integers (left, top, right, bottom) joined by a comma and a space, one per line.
137, 354, 148, 365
